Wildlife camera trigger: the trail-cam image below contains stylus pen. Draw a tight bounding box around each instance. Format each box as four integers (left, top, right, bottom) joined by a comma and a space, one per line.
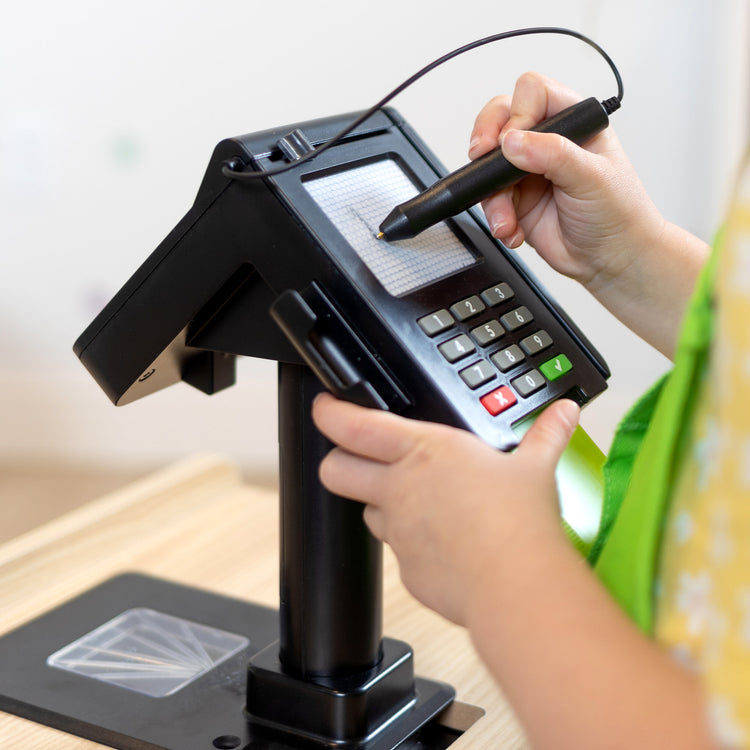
377, 96, 619, 242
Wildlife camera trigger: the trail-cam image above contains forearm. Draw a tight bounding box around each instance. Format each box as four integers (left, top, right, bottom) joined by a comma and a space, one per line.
583, 218, 709, 360
466, 535, 715, 750
313, 394, 717, 746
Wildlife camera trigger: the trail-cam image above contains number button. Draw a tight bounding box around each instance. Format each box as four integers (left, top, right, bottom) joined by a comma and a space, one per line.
481, 283, 515, 307
470, 320, 505, 346
500, 306, 533, 332
450, 295, 486, 322
480, 386, 517, 416
459, 360, 497, 389
490, 345, 525, 372
520, 330, 553, 355
438, 334, 476, 363
418, 309, 454, 337
511, 369, 546, 397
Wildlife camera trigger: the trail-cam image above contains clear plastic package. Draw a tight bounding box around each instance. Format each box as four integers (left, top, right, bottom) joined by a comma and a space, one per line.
47, 608, 249, 698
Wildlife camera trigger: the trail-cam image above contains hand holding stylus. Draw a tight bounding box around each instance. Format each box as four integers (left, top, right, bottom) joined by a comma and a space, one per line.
470, 72, 708, 360
378, 94, 619, 242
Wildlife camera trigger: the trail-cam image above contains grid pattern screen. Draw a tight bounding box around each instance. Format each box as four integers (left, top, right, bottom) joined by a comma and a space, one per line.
304, 159, 476, 296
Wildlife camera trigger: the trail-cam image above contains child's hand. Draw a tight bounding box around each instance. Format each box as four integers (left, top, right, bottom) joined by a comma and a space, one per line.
469, 72, 709, 359
312, 393, 580, 626
469, 72, 661, 288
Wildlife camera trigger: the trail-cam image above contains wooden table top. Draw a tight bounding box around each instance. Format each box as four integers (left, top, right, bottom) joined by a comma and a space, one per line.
0, 454, 528, 749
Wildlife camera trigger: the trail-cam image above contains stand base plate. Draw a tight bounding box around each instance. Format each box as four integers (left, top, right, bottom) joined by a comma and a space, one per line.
0, 574, 462, 749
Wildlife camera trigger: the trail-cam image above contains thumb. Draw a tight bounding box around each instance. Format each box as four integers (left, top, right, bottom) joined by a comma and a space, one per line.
517, 399, 580, 466
501, 128, 598, 194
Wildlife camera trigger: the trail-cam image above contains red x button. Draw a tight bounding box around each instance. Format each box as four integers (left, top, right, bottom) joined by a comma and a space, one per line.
480, 385, 517, 416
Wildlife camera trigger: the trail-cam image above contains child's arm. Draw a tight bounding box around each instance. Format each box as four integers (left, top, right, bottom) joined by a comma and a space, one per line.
312, 393, 717, 749
469, 72, 709, 360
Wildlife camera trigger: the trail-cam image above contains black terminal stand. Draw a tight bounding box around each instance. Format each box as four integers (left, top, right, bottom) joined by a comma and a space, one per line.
248, 362, 455, 747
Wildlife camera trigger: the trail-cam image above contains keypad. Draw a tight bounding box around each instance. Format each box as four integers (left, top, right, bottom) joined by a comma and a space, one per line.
418, 281, 574, 419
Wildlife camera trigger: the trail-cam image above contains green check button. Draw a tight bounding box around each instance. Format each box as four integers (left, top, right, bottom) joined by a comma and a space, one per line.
539, 354, 572, 381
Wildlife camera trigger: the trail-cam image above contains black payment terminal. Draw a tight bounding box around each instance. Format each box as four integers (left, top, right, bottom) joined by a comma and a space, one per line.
74, 107, 609, 451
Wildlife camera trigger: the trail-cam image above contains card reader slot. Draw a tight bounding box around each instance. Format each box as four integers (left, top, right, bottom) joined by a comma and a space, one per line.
271, 283, 411, 413
309, 330, 360, 391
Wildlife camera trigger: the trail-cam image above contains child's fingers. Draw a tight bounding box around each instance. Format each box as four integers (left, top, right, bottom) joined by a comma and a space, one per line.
469, 94, 511, 159
312, 392, 417, 464
500, 128, 602, 195
516, 399, 580, 466
481, 187, 523, 245
318, 446, 386, 503
362, 505, 387, 540
505, 71, 583, 134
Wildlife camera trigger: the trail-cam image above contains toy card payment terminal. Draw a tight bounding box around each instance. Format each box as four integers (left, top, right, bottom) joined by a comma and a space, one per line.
74, 107, 609, 452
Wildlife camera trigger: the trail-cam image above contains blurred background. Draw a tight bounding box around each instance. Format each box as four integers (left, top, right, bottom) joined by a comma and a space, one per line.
1, 0, 748, 534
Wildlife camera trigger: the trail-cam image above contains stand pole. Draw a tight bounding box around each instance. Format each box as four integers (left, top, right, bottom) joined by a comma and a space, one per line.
277, 362, 383, 677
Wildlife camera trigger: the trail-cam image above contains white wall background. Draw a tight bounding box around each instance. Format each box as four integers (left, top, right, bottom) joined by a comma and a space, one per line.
1, 0, 748, 474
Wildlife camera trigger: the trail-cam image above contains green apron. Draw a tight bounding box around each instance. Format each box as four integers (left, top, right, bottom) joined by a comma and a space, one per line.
591, 241, 718, 633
